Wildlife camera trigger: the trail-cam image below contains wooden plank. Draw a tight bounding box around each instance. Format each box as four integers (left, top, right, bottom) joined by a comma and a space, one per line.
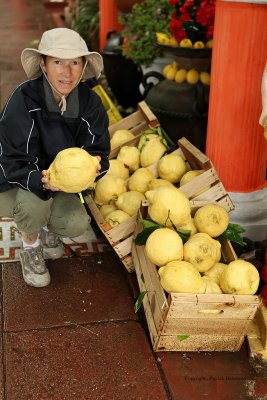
109, 109, 143, 135
179, 168, 219, 198
167, 301, 258, 320
161, 317, 251, 336
113, 235, 134, 257
178, 137, 211, 170
254, 303, 267, 350
121, 255, 134, 273
219, 237, 238, 262
170, 292, 259, 305
156, 334, 244, 352
132, 244, 159, 347
134, 242, 168, 332
104, 215, 136, 243
247, 315, 267, 372
138, 101, 159, 128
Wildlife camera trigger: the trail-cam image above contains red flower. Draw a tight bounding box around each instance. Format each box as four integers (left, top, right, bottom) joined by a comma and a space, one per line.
169, 0, 216, 43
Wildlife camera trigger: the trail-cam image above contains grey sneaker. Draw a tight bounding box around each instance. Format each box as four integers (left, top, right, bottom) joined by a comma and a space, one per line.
40, 230, 65, 260
19, 245, 51, 287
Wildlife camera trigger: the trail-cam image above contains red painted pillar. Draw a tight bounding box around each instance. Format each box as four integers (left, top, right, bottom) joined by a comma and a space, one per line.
206, 0, 267, 193
99, 0, 122, 52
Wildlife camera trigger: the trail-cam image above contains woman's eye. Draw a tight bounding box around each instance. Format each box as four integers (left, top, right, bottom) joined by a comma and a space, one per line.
54, 60, 61, 65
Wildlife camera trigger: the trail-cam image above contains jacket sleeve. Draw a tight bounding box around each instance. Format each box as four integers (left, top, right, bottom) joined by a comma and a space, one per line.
78, 89, 110, 181
0, 89, 52, 200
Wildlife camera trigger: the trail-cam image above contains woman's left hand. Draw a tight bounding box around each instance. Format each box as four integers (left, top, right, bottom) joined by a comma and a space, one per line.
41, 170, 60, 191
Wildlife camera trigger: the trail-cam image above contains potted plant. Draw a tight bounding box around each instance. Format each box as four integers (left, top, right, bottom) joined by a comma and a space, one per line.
73, 0, 99, 51
119, 0, 173, 67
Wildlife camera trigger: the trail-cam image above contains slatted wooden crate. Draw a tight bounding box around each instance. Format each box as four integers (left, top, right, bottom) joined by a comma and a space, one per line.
132, 206, 260, 352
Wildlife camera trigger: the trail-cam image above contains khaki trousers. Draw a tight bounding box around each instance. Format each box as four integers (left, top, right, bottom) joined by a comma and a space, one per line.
0, 189, 90, 237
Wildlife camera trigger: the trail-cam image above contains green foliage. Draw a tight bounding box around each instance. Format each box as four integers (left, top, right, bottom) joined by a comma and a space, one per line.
220, 223, 246, 247
73, 0, 99, 51
119, 0, 172, 66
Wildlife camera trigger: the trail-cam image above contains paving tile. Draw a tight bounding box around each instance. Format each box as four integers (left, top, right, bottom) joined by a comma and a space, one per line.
3, 253, 138, 331
158, 342, 256, 400
5, 320, 168, 400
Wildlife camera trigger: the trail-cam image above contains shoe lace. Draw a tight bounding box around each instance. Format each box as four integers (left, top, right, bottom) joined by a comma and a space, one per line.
27, 247, 46, 273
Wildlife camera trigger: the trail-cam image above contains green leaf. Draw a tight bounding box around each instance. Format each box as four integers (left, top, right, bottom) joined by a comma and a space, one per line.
134, 219, 162, 245
134, 291, 149, 313
135, 226, 161, 245
176, 229, 192, 244
177, 335, 190, 342
220, 223, 246, 246
141, 273, 145, 283
139, 218, 161, 229
164, 211, 191, 244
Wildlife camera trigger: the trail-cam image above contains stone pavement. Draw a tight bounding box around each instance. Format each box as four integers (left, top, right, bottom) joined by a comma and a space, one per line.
0, 1, 266, 399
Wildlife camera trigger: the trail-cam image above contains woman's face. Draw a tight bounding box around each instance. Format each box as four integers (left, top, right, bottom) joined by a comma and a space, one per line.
41, 56, 84, 101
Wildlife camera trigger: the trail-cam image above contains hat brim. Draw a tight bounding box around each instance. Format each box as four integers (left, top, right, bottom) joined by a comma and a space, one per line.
21, 48, 103, 80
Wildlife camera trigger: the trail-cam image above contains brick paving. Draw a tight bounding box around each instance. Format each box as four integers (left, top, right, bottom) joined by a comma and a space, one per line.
0, 1, 266, 399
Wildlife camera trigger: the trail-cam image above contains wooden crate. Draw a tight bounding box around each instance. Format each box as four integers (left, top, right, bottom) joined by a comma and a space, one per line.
132, 210, 260, 352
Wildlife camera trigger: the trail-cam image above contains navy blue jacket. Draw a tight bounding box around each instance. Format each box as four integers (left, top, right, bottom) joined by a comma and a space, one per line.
0, 76, 110, 200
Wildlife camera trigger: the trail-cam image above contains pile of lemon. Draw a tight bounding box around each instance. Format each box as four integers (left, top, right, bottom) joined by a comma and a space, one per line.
156, 33, 213, 49
162, 62, 210, 85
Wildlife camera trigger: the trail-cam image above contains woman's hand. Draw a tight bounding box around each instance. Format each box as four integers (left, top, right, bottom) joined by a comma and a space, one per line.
41, 170, 60, 191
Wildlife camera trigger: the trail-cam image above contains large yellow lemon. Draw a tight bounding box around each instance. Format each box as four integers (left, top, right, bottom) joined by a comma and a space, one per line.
145, 227, 183, 267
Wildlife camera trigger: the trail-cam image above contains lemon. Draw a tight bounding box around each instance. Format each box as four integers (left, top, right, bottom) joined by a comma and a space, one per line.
166, 67, 177, 81
99, 203, 117, 219
156, 32, 170, 44
105, 210, 130, 227
158, 153, 187, 183
145, 227, 183, 266
200, 71, 210, 85
194, 204, 229, 237
158, 261, 206, 294
186, 69, 199, 84
175, 69, 187, 83
203, 262, 227, 285
162, 64, 172, 78
47, 148, 99, 193
145, 186, 191, 228
183, 232, 221, 273
206, 39, 213, 48
193, 41, 205, 48
219, 260, 260, 295
115, 191, 145, 216
168, 37, 179, 46
202, 276, 223, 294
180, 38, 193, 48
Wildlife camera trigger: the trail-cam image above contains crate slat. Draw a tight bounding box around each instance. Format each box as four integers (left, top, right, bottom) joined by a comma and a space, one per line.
161, 318, 251, 336
132, 244, 160, 346
156, 334, 244, 352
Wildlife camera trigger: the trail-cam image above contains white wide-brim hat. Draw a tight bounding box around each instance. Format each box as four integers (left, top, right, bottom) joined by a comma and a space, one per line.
21, 28, 103, 80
